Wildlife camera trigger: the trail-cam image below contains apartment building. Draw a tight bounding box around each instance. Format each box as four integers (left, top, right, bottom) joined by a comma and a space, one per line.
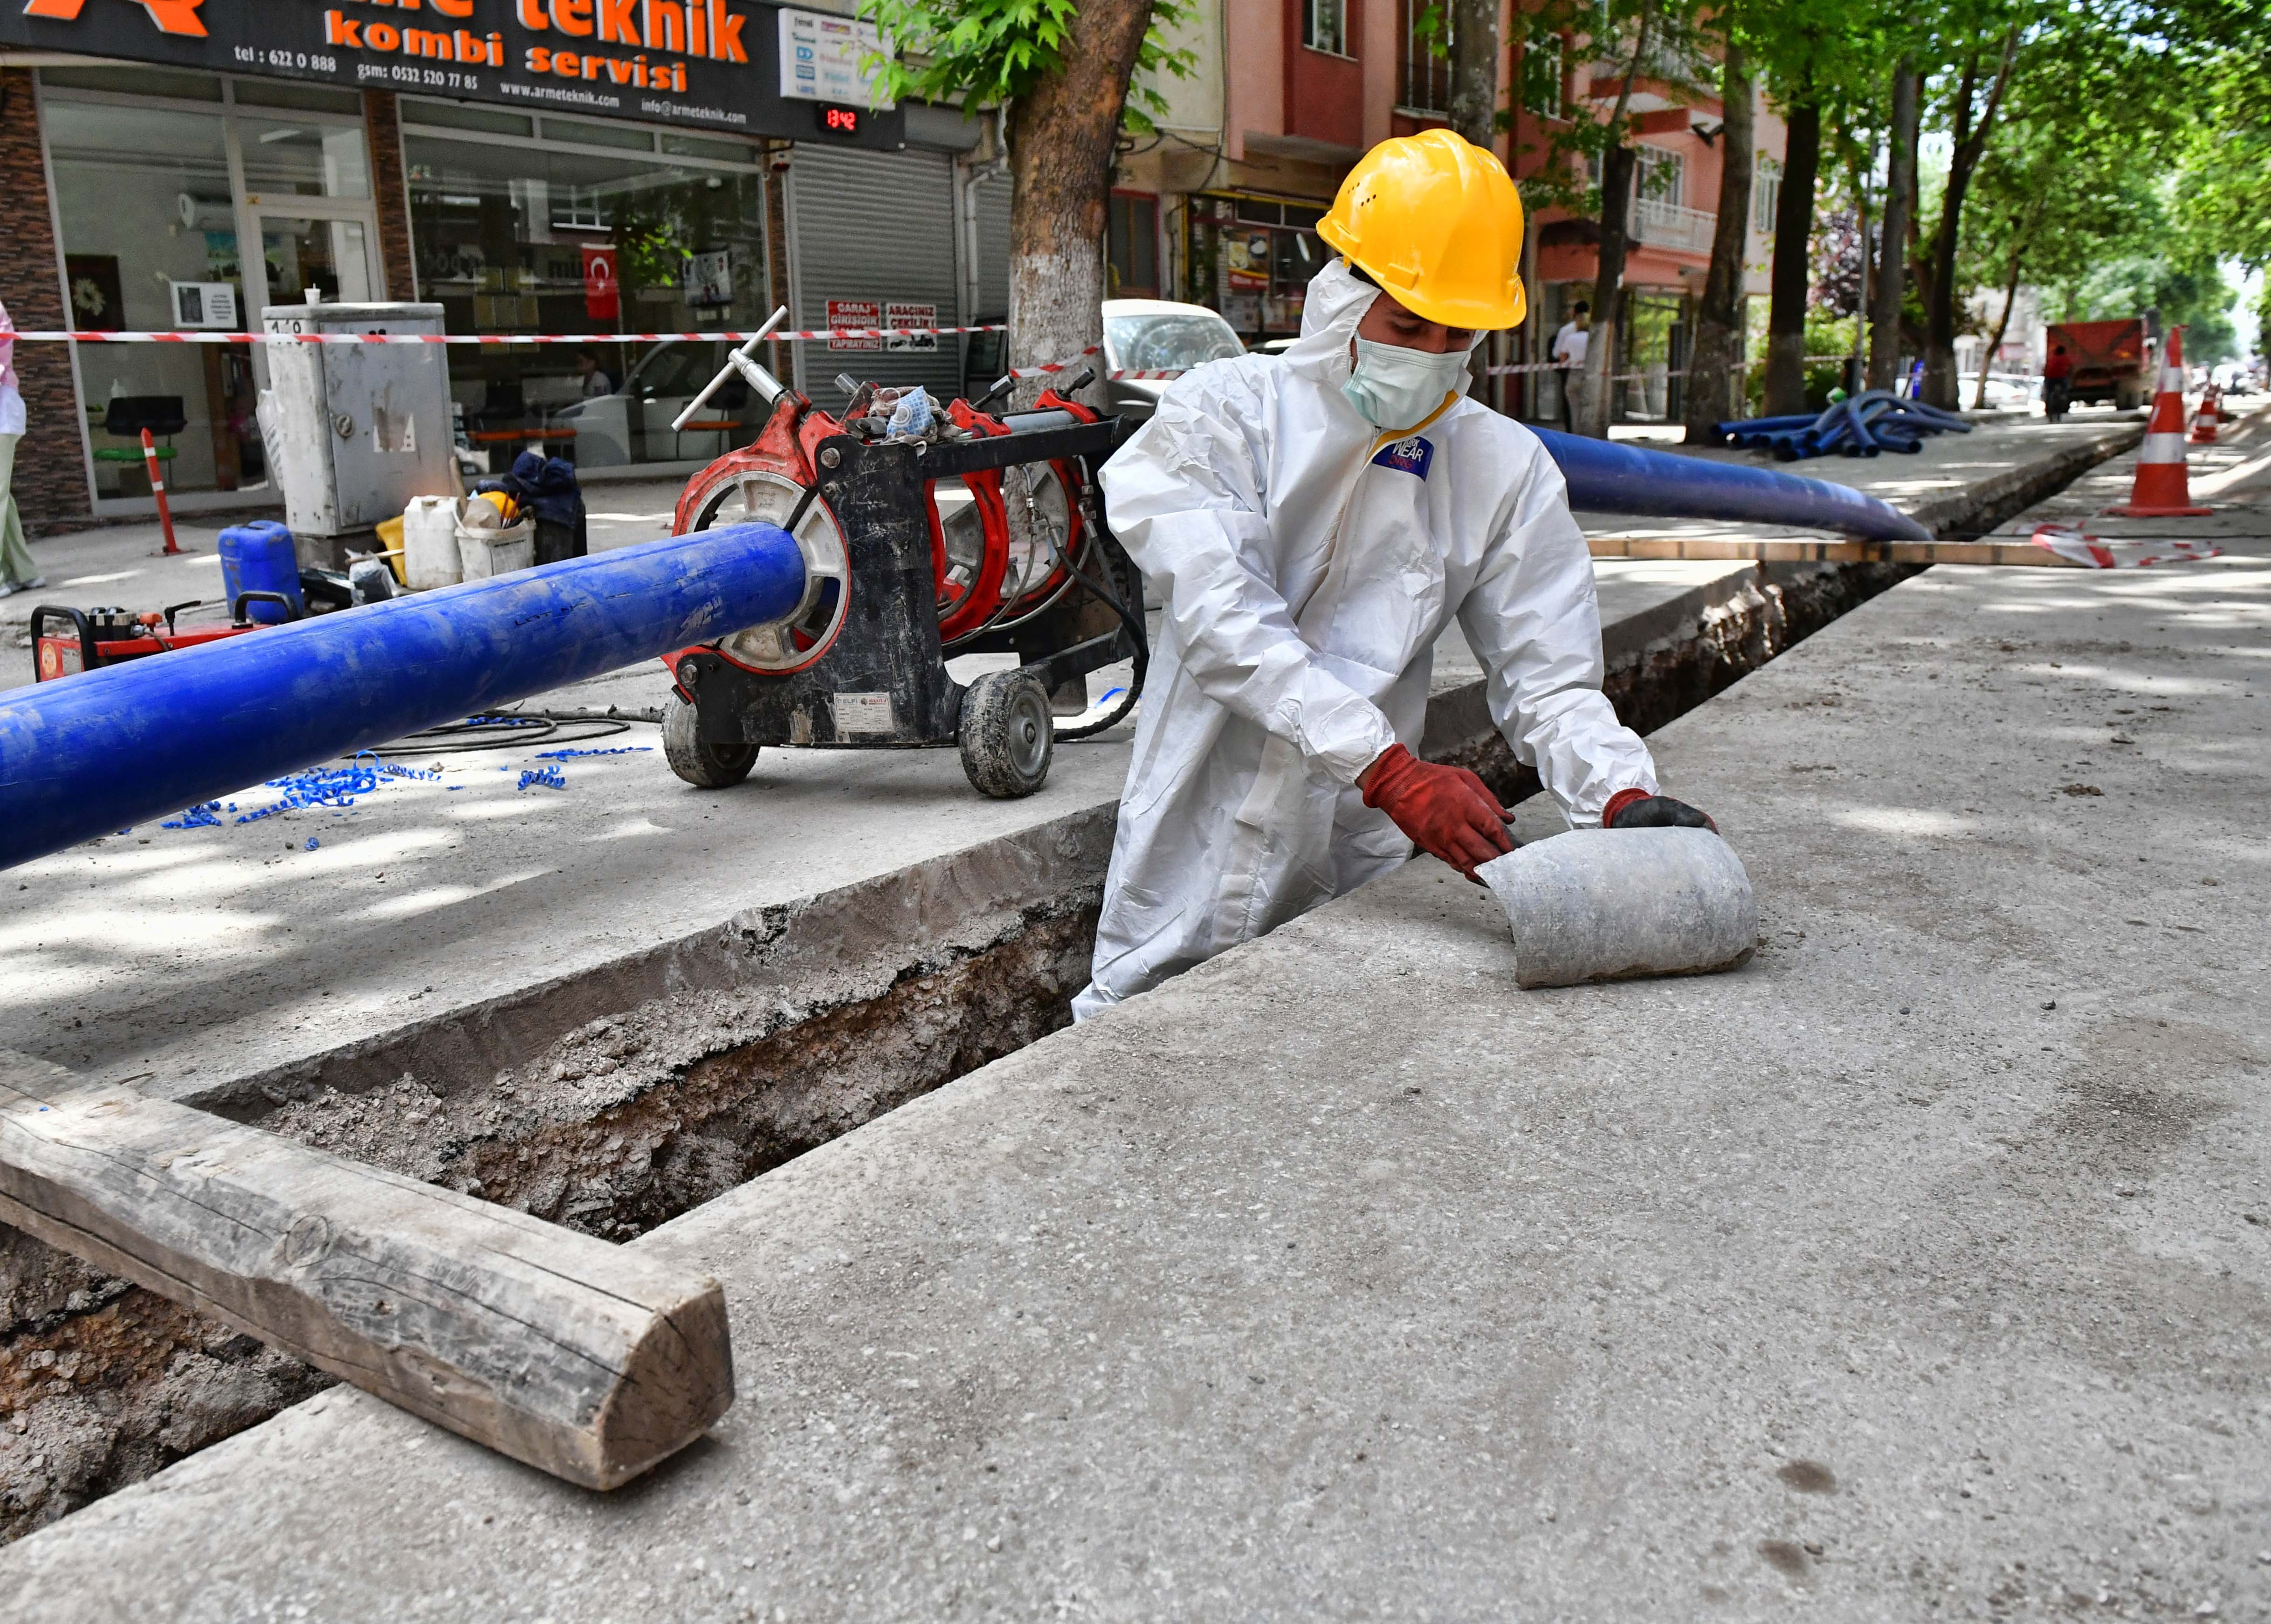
1112, 0, 1784, 426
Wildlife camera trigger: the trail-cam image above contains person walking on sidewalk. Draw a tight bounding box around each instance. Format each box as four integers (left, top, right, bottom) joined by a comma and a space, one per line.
1071, 131, 1715, 1022
1552, 302, 1590, 433
0, 299, 43, 598
2042, 344, 2073, 423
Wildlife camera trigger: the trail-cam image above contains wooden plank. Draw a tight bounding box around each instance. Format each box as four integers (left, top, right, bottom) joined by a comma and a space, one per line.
0, 1050, 732, 1490
1585, 536, 2086, 567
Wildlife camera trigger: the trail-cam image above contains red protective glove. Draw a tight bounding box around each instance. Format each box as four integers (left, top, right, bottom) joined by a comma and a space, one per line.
1360, 743, 1514, 882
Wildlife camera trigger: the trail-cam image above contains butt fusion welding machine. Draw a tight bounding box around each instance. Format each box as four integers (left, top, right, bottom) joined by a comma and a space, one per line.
656, 310, 1146, 800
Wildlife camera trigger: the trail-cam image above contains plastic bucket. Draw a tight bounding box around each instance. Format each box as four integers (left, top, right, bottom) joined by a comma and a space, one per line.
403, 495, 463, 590
457, 520, 535, 580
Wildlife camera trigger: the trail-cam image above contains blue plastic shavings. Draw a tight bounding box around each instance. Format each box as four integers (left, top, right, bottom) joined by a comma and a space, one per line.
212, 754, 442, 827
305, 837, 320, 851
535, 746, 654, 760
516, 766, 567, 791
163, 802, 225, 830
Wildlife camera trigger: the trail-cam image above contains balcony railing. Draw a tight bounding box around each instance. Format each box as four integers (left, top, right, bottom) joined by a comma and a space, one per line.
1631, 197, 1716, 255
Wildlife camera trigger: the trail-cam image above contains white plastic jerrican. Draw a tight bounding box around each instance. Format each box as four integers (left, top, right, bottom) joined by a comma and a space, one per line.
402, 495, 463, 590
456, 519, 535, 580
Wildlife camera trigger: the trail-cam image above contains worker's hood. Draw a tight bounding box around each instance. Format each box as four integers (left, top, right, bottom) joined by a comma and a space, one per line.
1279, 259, 1482, 397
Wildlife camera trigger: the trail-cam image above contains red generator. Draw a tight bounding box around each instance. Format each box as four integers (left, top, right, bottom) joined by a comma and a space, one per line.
32, 594, 298, 683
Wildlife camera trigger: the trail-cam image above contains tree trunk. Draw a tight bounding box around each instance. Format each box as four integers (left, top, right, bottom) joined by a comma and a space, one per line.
1447, 0, 1500, 151
1004, 0, 1155, 410
1921, 30, 2019, 409
1762, 98, 1821, 417
1578, 0, 1656, 438
1683, 41, 1754, 442
1866, 58, 1918, 392
1972, 240, 2024, 410
1580, 142, 1636, 437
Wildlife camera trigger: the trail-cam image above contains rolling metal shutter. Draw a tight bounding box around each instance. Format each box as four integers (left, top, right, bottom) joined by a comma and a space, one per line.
785, 145, 963, 412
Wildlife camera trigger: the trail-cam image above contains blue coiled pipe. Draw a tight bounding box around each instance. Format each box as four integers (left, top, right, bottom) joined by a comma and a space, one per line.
1535, 427, 1931, 541
0, 522, 805, 871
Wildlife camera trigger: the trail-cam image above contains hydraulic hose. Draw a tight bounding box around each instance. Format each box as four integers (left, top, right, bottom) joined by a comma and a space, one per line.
0, 523, 806, 871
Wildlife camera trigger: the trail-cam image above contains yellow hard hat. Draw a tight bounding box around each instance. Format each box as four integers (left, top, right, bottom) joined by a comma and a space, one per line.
1318, 129, 1527, 331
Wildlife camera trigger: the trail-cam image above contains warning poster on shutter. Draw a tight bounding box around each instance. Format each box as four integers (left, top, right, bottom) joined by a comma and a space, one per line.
826, 301, 938, 352
0, 0, 903, 146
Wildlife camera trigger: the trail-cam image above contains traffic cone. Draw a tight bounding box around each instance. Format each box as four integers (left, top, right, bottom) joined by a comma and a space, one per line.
2107, 328, 2210, 517
2189, 387, 2219, 444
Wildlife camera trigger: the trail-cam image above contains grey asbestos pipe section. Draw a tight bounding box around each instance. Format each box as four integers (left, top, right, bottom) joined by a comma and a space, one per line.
1477, 826, 1756, 988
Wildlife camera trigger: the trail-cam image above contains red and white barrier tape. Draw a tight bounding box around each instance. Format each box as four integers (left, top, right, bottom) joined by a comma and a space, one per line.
2030, 523, 2223, 569
9, 325, 1007, 345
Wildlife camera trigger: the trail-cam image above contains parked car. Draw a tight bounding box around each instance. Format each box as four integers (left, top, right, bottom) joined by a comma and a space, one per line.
552, 339, 756, 468
1961, 372, 2038, 412
1099, 300, 1245, 422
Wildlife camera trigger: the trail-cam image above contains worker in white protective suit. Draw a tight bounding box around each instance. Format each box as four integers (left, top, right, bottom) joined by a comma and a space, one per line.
1071, 130, 1716, 1022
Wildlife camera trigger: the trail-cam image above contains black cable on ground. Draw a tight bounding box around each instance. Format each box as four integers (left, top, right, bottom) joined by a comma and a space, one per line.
376, 709, 652, 757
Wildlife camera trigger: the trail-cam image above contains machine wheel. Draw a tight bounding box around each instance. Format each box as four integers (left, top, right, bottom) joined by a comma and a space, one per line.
662, 694, 758, 789
958, 670, 1053, 799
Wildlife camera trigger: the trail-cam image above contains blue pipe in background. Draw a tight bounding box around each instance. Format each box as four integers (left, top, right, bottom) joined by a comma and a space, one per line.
0, 522, 806, 872
1533, 427, 1932, 541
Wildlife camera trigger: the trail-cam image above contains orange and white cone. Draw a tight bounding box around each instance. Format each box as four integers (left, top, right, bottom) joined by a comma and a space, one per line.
2108, 328, 2210, 517
2189, 384, 2219, 444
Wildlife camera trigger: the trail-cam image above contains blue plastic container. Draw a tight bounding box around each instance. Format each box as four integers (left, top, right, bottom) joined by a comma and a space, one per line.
216, 521, 303, 624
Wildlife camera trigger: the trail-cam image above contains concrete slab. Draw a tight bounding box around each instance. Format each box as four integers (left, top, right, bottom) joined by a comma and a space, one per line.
8, 485, 2266, 1620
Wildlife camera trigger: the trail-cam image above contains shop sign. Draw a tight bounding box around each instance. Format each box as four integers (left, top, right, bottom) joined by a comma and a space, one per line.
0, 0, 904, 146
1223, 232, 1272, 292
580, 246, 619, 321
824, 300, 936, 352
775, 8, 890, 108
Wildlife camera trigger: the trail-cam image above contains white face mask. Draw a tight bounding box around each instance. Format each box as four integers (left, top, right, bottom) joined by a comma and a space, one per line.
1341, 337, 1468, 431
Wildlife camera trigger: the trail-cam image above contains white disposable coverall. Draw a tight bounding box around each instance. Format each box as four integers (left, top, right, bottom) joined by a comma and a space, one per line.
1070, 260, 1658, 1022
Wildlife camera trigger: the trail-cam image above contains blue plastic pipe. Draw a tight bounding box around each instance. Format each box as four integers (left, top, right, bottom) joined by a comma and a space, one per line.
0, 522, 805, 871
1534, 427, 1930, 540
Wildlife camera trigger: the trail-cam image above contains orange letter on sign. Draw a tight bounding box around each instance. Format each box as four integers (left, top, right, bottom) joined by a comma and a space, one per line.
714, 6, 744, 62
554, 0, 593, 36
516, 0, 550, 29
432, 0, 475, 15
596, 0, 637, 44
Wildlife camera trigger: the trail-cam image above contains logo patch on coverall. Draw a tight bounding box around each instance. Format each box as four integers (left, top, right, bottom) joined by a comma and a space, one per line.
1370, 435, 1435, 480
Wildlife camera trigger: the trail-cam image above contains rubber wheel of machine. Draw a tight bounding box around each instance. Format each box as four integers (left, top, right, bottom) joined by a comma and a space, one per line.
958, 669, 1053, 799
661, 694, 758, 789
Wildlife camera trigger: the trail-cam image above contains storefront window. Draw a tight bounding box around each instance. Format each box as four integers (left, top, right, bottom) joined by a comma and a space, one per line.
237, 116, 372, 201
403, 121, 772, 472
1183, 195, 1326, 344
41, 96, 263, 498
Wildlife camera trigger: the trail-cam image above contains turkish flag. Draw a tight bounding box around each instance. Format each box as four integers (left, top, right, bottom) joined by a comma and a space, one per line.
581, 247, 619, 323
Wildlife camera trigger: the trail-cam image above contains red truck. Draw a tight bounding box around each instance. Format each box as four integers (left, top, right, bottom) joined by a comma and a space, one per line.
2045, 318, 2151, 411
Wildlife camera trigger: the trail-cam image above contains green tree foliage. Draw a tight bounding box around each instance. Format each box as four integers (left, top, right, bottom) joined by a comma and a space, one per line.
856, 0, 1194, 134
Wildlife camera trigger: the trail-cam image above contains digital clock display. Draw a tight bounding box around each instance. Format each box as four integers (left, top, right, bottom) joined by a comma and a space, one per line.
819, 105, 860, 136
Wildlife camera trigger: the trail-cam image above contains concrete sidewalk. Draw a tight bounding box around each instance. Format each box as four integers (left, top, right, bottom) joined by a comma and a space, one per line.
7, 479, 2264, 1620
